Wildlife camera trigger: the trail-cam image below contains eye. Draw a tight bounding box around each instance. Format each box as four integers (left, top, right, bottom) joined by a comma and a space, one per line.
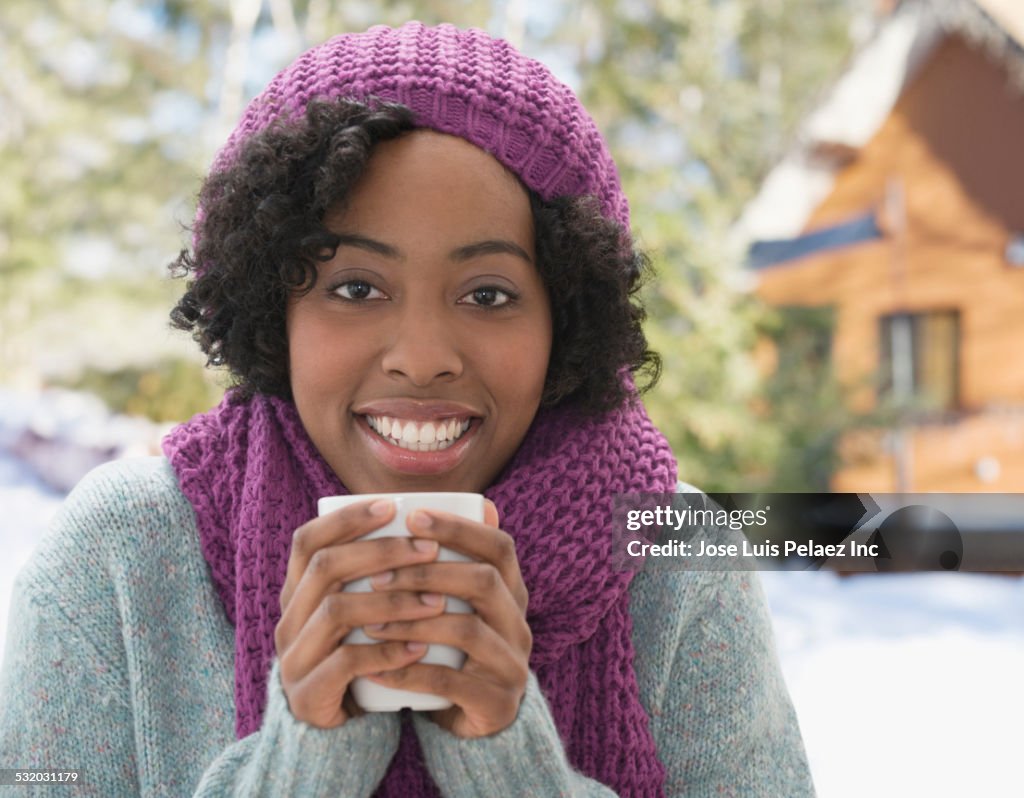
459, 286, 516, 308
331, 280, 387, 301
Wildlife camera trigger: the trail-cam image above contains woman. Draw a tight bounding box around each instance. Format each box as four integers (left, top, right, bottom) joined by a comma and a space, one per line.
0, 22, 814, 797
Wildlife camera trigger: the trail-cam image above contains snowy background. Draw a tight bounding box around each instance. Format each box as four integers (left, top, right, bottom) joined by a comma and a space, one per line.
1, 388, 1022, 797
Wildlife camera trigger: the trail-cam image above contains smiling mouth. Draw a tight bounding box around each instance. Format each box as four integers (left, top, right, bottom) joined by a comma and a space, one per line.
363, 415, 474, 452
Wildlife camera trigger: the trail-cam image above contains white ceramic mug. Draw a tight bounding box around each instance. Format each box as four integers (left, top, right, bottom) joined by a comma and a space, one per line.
317, 492, 484, 711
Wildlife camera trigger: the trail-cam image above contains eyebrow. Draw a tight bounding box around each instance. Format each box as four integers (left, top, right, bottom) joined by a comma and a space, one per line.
334, 234, 532, 265
335, 234, 401, 259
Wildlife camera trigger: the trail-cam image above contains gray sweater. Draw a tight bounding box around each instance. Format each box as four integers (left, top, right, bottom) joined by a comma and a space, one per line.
0, 457, 814, 796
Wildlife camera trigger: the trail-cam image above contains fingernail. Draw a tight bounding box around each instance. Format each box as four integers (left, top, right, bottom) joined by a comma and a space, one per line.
370, 571, 394, 587
419, 592, 443, 607
412, 539, 438, 555
406, 641, 427, 653
365, 623, 386, 632
369, 499, 393, 517
410, 510, 433, 529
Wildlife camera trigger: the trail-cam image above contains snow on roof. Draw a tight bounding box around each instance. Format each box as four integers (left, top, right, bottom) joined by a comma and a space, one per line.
733, 0, 1024, 250
732, 3, 941, 247
976, 0, 1024, 47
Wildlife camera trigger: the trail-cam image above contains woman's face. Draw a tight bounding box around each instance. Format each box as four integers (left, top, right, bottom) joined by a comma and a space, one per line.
287, 131, 553, 494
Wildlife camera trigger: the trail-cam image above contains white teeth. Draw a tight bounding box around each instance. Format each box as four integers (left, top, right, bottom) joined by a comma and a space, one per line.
365, 415, 472, 451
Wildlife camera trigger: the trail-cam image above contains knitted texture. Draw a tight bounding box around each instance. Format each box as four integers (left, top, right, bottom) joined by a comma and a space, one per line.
168, 19, 674, 796
1, 458, 818, 796
162, 391, 678, 797
209, 21, 630, 231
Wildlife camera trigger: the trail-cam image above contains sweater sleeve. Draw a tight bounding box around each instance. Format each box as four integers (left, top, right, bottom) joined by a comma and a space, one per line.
411, 673, 616, 797
408, 572, 815, 798
631, 568, 816, 797
0, 459, 400, 797
192, 660, 400, 796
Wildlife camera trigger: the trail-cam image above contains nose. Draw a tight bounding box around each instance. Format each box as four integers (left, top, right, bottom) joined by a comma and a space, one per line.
380, 303, 464, 386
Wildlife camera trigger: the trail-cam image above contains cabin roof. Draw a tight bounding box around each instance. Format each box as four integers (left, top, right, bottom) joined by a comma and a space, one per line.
733, 0, 1024, 249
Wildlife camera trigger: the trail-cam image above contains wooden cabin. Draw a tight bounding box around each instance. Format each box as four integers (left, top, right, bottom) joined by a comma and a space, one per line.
737, 0, 1024, 492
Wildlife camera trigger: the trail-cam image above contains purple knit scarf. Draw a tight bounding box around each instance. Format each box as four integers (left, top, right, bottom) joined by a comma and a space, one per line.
163, 391, 676, 796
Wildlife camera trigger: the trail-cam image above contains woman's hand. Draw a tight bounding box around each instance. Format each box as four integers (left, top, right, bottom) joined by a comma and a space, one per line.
362, 501, 532, 738
274, 498, 448, 729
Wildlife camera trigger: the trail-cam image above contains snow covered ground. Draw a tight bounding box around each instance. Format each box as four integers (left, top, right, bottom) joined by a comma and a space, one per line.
760, 570, 1024, 797
1, 391, 1021, 796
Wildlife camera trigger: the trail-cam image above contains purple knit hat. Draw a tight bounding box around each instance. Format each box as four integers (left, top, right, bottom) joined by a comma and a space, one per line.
211, 21, 630, 230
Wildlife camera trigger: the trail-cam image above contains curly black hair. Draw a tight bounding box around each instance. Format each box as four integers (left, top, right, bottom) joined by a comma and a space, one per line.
170, 97, 660, 415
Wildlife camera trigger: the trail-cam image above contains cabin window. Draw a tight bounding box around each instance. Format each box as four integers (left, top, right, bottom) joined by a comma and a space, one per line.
879, 311, 959, 411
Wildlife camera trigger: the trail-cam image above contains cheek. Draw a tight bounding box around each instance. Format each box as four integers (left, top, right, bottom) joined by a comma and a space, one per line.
485, 317, 552, 410
529, 301, 555, 390
286, 310, 320, 393
524, 325, 553, 391
286, 307, 363, 402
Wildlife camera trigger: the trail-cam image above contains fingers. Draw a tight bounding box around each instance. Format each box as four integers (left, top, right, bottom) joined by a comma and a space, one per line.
279, 589, 447, 681
365, 663, 522, 738
362, 504, 531, 739
282, 639, 427, 730
364, 614, 527, 686
369, 562, 531, 651
276, 535, 440, 652
483, 499, 499, 528
280, 498, 395, 610
275, 498, 531, 733
406, 509, 529, 612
